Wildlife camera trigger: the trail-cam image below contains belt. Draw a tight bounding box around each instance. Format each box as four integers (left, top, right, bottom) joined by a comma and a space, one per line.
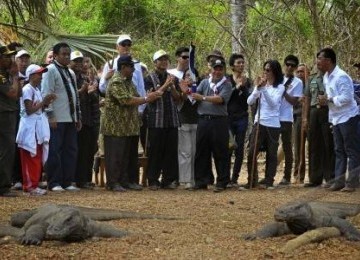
310, 105, 328, 109
199, 115, 226, 120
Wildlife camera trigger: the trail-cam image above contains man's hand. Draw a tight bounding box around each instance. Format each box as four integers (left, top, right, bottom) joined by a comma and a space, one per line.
43, 93, 56, 106
76, 121, 82, 131
105, 69, 115, 80
318, 94, 328, 106
191, 93, 204, 101
49, 121, 57, 129
146, 91, 162, 103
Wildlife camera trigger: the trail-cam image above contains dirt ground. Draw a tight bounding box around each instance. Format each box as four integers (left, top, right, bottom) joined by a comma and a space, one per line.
0, 168, 359, 260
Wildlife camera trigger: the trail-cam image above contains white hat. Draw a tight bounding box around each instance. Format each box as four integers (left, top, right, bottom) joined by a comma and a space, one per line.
25, 64, 48, 80
116, 34, 132, 45
140, 62, 148, 71
153, 50, 169, 61
15, 50, 30, 59
70, 50, 84, 61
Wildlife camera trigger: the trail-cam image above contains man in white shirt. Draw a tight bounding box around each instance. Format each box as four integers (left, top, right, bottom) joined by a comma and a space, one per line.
317, 48, 360, 192
99, 34, 145, 114
278, 55, 303, 186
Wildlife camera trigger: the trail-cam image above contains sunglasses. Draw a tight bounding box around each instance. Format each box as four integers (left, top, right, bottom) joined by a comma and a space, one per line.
120, 42, 132, 47
285, 63, 297, 68
181, 56, 189, 59
264, 68, 271, 72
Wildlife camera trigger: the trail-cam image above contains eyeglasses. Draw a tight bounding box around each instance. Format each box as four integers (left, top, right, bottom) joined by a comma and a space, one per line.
180, 56, 189, 59
120, 42, 132, 47
285, 63, 297, 68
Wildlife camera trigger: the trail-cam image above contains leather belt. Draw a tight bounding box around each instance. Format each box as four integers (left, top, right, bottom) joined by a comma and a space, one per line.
199, 115, 226, 120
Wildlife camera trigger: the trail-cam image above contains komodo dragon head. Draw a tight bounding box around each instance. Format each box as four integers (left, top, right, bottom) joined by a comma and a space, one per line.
274, 201, 315, 235
46, 207, 91, 242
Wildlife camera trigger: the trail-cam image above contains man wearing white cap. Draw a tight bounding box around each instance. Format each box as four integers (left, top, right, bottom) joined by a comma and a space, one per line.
144, 50, 181, 190
70, 50, 100, 189
15, 50, 31, 79
16, 64, 55, 195
99, 34, 146, 114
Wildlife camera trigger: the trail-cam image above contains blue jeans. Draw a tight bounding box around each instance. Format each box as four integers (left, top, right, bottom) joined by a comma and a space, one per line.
332, 115, 360, 188
46, 122, 78, 189
229, 117, 248, 183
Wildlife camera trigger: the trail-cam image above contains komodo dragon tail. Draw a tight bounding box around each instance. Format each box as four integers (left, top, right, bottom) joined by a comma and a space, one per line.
0, 225, 23, 238
70, 205, 179, 221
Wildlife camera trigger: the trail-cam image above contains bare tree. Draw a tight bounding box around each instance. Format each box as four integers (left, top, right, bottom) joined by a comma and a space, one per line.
230, 0, 247, 53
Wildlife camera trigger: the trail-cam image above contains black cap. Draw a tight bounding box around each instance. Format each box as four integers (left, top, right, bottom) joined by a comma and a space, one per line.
206, 50, 224, 62
0, 43, 17, 56
117, 55, 139, 68
354, 63, 360, 68
211, 58, 226, 68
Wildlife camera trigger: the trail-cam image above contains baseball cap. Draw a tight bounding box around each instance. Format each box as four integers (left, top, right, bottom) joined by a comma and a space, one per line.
117, 55, 139, 66
116, 34, 132, 45
25, 64, 48, 80
354, 63, 360, 68
70, 50, 84, 61
15, 50, 30, 59
211, 59, 226, 68
153, 50, 169, 61
206, 50, 224, 62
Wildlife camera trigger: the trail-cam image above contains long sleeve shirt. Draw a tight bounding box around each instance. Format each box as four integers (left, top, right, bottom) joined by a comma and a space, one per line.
247, 84, 285, 128
324, 65, 359, 125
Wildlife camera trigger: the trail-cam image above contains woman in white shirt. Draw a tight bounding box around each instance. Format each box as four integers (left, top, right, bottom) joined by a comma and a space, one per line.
243, 60, 285, 190
16, 64, 55, 195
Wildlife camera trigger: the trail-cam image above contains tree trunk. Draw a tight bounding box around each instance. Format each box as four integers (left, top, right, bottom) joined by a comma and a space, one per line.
307, 0, 322, 51
230, 0, 246, 53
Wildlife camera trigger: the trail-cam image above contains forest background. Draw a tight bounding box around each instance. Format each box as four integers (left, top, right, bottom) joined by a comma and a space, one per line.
1, 0, 360, 79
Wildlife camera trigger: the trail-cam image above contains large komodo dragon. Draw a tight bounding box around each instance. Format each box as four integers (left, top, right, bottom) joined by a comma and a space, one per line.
0, 204, 177, 245
243, 201, 360, 241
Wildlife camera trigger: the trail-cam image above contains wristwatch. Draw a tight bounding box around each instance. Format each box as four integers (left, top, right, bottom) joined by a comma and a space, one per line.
144, 96, 148, 102
202, 96, 206, 101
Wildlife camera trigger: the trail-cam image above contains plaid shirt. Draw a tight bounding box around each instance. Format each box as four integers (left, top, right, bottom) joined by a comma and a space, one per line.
144, 71, 180, 128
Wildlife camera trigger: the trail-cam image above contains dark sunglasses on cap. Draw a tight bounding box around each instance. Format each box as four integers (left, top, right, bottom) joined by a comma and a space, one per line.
180, 55, 189, 59
285, 63, 297, 68
120, 42, 132, 47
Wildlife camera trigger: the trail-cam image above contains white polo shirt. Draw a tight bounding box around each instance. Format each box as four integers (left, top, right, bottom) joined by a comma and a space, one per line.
247, 83, 285, 128
323, 65, 359, 125
279, 76, 303, 122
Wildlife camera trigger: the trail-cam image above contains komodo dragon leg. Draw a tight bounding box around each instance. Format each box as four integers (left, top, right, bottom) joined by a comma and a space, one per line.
20, 223, 47, 245
243, 222, 291, 240
89, 221, 128, 238
324, 216, 360, 241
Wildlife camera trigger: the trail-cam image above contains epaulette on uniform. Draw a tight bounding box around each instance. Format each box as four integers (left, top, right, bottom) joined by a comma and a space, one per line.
0, 73, 8, 84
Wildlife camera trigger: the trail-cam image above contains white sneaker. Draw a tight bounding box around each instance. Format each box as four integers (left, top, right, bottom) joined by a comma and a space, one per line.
29, 187, 47, 196
12, 182, 22, 190
65, 185, 80, 191
51, 185, 65, 192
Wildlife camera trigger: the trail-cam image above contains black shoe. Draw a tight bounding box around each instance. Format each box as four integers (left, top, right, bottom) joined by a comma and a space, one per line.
162, 183, 177, 190
148, 184, 160, 191
126, 183, 143, 191
303, 183, 322, 188
328, 183, 345, 191
0, 191, 18, 197
106, 184, 126, 192
188, 185, 208, 191
213, 186, 225, 193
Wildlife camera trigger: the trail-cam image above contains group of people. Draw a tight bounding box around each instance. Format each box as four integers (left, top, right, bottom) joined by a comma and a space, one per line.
0, 35, 359, 197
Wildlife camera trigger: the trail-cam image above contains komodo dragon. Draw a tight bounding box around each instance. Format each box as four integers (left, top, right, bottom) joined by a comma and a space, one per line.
243, 201, 360, 241
0, 204, 177, 245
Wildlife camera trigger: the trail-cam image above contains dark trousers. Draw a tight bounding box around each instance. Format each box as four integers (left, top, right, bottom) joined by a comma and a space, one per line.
293, 114, 305, 181
147, 128, 178, 187
76, 125, 99, 185
247, 124, 280, 187
308, 107, 334, 184
104, 135, 139, 187
46, 122, 78, 189
332, 115, 360, 188
195, 117, 230, 188
280, 121, 293, 181
0, 111, 17, 193
12, 114, 22, 184
228, 117, 248, 183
